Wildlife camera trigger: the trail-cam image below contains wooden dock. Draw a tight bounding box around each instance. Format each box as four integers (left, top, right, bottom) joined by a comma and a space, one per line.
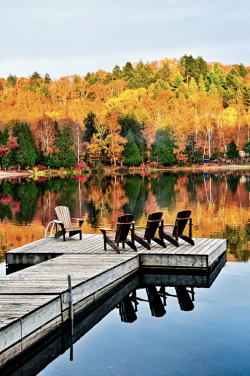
6, 234, 226, 269
1, 234, 226, 368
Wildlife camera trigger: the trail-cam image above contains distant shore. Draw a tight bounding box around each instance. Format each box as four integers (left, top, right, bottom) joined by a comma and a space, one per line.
0, 164, 249, 180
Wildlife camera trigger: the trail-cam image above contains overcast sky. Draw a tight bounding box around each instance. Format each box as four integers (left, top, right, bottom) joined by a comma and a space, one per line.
0, 0, 249, 79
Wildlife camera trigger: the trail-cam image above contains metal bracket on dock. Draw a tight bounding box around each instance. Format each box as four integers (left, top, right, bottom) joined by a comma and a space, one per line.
68, 275, 74, 361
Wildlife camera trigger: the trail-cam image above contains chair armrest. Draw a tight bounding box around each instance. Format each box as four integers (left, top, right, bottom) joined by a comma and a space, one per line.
100, 228, 116, 231
54, 220, 63, 224
53, 220, 65, 232
100, 228, 116, 236
54, 220, 65, 228
71, 218, 84, 226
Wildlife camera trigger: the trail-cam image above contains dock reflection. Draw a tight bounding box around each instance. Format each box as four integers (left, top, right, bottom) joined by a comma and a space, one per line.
1, 252, 226, 376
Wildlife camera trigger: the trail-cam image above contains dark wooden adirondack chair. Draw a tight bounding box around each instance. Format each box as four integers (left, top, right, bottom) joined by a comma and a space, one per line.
54, 206, 84, 241
134, 212, 166, 250
100, 214, 137, 254
163, 210, 194, 247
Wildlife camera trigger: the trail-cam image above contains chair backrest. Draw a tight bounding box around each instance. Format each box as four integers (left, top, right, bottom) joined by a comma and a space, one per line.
175, 287, 194, 311
144, 212, 163, 239
55, 206, 71, 228
146, 286, 166, 317
115, 214, 134, 242
119, 296, 137, 323
173, 210, 191, 237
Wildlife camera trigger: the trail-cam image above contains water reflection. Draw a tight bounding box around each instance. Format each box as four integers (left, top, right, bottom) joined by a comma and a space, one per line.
0, 253, 226, 376
0, 170, 249, 263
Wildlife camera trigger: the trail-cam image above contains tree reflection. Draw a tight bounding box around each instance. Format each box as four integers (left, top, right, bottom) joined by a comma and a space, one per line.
0, 170, 249, 261
227, 174, 241, 194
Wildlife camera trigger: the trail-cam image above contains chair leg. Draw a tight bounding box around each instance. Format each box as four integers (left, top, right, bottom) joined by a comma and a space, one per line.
163, 233, 179, 247
126, 241, 137, 252
134, 234, 151, 250
180, 235, 194, 246
153, 238, 166, 248
107, 239, 120, 254
80, 231, 82, 240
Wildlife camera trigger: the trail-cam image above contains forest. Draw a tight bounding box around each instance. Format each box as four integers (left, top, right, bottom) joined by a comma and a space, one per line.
0, 55, 249, 169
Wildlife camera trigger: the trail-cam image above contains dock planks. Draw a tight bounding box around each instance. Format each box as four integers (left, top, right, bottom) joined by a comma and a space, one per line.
5, 234, 226, 269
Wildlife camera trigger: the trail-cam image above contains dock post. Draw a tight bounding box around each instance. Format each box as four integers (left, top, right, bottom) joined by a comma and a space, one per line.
68, 275, 74, 361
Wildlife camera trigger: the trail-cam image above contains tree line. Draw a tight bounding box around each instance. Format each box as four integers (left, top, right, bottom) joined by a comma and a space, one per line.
0, 55, 249, 169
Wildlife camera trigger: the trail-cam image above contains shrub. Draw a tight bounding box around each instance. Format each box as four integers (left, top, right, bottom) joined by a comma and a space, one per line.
36, 164, 47, 171
75, 162, 87, 169
149, 161, 157, 167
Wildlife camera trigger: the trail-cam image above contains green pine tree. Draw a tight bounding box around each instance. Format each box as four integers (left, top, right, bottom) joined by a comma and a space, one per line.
226, 140, 240, 160
56, 124, 77, 168
152, 129, 176, 165
12, 122, 37, 167
124, 131, 141, 166
173, 74, 183, 90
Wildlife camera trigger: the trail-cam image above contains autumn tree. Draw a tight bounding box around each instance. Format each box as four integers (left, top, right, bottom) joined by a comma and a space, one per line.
185, 134, 203, 164
36, 115, 56, 155
0, 131, 18, 169
87, 133, 105, 165
103, 111, 127, 166
141, 122, 155, 160
6, 74, 18, 88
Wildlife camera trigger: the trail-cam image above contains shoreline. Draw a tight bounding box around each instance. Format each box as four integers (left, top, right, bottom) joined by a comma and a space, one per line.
0, 164, 249, 180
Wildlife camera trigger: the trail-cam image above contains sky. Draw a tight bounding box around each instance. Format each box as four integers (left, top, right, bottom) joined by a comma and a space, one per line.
0, 0, 249, 79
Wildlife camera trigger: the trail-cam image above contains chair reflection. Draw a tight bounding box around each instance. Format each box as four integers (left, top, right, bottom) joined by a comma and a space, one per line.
118, 295, 137, 323
118, 285, 195, 322
146, 286, 166, 317
158, 286, 195, 311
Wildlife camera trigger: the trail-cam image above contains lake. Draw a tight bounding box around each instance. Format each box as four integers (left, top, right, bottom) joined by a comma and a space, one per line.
0, 169, 249, 375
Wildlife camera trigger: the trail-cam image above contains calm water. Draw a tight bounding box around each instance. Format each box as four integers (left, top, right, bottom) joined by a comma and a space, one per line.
16, 260, 248, 376
0, 170, 249, 264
